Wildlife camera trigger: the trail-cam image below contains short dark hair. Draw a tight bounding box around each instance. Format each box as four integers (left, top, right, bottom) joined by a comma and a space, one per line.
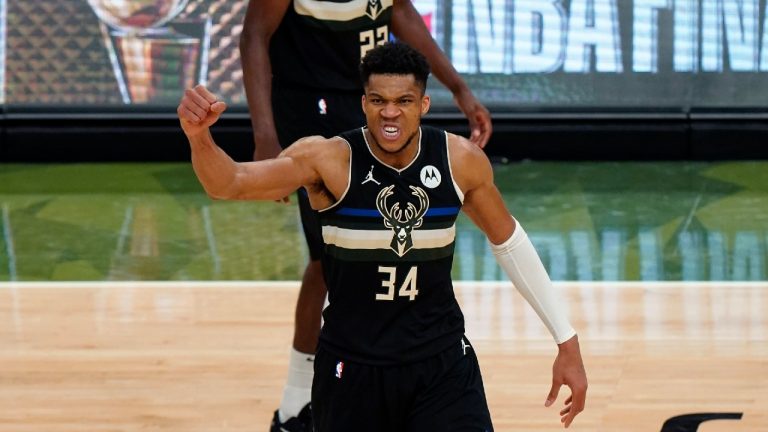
359, 42, 430, 92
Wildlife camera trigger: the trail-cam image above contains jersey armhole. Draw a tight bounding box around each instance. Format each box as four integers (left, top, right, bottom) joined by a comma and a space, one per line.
444, 130, 465, 203
318, 136, 353, 213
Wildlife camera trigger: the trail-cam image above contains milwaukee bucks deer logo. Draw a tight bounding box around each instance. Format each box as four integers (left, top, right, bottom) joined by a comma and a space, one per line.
365, 0, 383, 20
376, 185, 429, 257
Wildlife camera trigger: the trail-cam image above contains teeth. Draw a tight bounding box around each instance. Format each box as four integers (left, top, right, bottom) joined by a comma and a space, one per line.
383, 126, 399, 138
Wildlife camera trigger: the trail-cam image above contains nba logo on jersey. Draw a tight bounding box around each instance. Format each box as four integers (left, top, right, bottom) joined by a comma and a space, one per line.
335, 361, 344, 379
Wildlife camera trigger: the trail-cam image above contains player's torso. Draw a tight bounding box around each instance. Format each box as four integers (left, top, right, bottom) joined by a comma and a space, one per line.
318, 126, 466, 365
270, 0, 393, 91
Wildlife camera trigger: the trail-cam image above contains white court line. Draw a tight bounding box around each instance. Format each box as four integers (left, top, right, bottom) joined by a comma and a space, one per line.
202, 206, 221, 277
1, 205, 22, 333
0, 281, 765, 289
115, 206, 133, 256
2, 205, 17, 281
680, 188, 704, 234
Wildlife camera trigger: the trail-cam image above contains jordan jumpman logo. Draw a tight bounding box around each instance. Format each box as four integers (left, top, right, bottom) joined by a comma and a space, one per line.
362, 165, 381, 185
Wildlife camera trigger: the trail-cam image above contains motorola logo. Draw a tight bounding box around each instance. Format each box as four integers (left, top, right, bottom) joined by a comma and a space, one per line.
420, 165, 441, 188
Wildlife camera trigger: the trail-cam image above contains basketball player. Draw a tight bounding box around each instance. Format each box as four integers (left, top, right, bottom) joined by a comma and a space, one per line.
240, 0, 492, 429
179, 42, 586, 431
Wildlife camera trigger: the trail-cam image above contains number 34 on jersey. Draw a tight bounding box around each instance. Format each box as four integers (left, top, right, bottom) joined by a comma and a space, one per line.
377, 265, 419, 301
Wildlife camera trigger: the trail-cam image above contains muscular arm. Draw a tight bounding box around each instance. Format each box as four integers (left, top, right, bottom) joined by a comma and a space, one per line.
451, 134, 587, 427
452, 136, 577, 345
178, 85, 322, 202
450, 135, 514, 242
240, 0, 292, 161
191, 135, 319, 202
391, 0, 492, 148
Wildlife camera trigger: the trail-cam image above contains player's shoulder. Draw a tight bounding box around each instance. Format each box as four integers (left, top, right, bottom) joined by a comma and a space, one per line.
283, 135, 350, 167
446, 131, 493, 193
446, 132, 487, 165
292, 134, 329, 146
285, 135, 347, 153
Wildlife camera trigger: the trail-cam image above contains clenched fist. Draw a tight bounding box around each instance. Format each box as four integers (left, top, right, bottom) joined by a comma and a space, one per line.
177, 85, 228, 138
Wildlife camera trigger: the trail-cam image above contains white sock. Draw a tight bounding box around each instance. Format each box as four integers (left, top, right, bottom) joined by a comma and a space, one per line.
278, 348, 315, 422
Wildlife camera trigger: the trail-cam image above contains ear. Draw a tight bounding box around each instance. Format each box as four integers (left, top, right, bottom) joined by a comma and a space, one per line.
361, 94, 367, 112
421, 94, 431, 116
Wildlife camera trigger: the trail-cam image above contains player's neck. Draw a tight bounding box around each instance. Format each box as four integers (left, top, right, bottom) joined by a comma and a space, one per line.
364, 128, 421, 170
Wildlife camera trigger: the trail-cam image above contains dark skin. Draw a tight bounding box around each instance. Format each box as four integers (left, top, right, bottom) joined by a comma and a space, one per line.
239, 0, 493, 162
238, 0, 494, 355
178, 78, 587, 427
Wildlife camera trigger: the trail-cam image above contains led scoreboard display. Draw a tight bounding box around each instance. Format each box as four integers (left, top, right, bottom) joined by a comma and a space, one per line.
4, 0, 768, 109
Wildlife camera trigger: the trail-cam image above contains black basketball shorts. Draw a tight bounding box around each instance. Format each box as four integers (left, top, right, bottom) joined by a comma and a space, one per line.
271, 85, 365, 260
312, 336, 494, 432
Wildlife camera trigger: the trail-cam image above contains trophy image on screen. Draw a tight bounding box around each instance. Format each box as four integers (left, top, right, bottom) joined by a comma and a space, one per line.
87, 0, 211, 104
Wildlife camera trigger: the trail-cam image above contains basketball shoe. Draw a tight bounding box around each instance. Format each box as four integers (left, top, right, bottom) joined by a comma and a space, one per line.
270, 403, 312, 432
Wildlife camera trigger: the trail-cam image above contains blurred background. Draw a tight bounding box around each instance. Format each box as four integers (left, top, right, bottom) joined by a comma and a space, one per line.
0, 0, 766, 283
2, 0, 768, 161
0, 5, 765, 431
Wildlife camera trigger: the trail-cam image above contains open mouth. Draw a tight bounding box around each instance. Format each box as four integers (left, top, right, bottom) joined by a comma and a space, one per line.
382, 125, 400, 140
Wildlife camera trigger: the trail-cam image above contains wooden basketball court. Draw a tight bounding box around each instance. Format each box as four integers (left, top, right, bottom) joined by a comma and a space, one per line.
0, 281, 764, 431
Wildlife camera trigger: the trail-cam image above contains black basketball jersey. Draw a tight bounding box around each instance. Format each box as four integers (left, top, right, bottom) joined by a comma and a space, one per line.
318, 126, 466, 365
269, 0, 392, 91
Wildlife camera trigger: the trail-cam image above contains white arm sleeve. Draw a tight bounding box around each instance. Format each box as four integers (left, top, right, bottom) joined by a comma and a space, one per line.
490, 219, 576, 344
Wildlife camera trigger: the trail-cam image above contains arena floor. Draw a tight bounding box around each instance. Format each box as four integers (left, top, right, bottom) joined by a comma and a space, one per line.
0, 161, 766, 431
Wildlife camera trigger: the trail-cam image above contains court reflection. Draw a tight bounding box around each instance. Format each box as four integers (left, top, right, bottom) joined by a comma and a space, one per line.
1, 199, 766, 282
454, 222, 767, 281
0, 162, 766, 282
458, 282, 767, 356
